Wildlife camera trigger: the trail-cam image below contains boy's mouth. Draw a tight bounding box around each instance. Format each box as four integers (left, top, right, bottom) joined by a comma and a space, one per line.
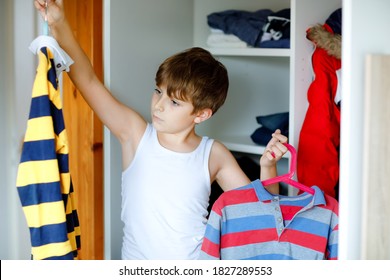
153, 114, 163, 122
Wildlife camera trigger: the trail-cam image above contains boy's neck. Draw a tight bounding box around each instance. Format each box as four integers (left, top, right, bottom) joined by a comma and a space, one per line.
156, 129, 202, 153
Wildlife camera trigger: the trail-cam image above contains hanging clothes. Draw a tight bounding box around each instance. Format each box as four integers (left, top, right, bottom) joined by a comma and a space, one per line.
199, 179, 339, 260
16, 42, 80, 260
297, 8, 342, 199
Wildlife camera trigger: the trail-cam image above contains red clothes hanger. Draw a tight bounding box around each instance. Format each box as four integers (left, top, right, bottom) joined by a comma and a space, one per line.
262, 143, 315, 195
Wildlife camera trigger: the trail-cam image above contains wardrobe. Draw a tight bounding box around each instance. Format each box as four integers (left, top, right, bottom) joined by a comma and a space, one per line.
102, 0, 390, 260
2, 0, 389, 261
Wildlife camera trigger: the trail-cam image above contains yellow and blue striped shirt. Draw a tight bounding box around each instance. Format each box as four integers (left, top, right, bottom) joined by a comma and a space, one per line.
16, 46, 81, 260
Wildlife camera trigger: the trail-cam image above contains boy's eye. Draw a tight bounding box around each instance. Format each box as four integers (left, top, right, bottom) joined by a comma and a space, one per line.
154, 88, 162, 95
172, 100, 180, 106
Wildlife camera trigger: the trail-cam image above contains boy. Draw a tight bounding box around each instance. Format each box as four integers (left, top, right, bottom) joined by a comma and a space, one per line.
35, 0, 288, 259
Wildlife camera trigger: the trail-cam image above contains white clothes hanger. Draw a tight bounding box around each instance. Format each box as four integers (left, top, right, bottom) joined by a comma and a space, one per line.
30, 0, 74, 77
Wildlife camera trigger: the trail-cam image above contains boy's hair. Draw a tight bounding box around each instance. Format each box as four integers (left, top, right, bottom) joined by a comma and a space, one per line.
155, 47, 229, 115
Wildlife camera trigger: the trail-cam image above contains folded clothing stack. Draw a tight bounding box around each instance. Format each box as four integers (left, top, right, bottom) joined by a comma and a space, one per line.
207, 9, 290, 48
250, 112, 289, 146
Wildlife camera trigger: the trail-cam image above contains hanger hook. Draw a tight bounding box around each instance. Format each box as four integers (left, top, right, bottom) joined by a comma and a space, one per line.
43, 0, 49, 35
45, 0, 48, 22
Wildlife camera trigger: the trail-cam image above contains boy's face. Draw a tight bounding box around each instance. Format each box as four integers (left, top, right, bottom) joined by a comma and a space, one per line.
151, 85, 199, 133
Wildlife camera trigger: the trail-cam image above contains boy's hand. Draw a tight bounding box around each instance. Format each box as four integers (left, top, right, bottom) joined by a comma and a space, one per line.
260, 129, 288, 168
34, 0, 65, 26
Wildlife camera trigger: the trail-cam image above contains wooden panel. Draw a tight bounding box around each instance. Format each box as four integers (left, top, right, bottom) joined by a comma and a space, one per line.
361, 54, 390, 259
63, 0, 104, 259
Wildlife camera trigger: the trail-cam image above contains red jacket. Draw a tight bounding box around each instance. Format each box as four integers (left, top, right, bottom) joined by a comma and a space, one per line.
297, 23, 341, 199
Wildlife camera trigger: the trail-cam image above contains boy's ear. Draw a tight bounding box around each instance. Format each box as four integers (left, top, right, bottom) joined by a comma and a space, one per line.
194, 108, 213, 124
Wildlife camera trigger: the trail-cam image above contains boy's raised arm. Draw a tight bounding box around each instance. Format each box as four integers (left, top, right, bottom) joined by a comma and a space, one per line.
34, 0, 146, 145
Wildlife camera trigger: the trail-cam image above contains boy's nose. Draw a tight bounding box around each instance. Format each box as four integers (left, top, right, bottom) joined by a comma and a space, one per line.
154, 100, 164, 112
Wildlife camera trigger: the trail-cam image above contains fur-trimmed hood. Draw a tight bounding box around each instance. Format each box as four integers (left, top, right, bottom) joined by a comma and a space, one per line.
306, 8, 342, 60
307, 24, 341, 60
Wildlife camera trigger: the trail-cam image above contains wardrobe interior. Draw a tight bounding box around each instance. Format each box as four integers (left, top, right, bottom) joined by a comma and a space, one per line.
104, 0, 390, 260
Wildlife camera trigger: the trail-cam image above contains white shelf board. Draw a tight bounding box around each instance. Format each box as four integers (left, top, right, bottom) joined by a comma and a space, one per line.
208, 47, 291, 57
218, 135, 290, 158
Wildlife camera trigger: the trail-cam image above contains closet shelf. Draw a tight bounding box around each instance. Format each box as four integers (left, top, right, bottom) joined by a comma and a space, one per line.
218, 135, 290, 158
208, 47, 290, 57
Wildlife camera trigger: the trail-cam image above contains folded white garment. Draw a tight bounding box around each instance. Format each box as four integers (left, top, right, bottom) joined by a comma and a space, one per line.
29, 35, 74, 78
206, 33, 248, 48
210, 28, 224, 34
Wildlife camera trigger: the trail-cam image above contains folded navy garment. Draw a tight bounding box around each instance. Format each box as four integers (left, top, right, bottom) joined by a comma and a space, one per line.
207, 9, 273, 47
261, 8, 291, 42
251, 112, 289, 146
256, 112, 289, 131
251, 126, 275, 146
259, 38, 290, 48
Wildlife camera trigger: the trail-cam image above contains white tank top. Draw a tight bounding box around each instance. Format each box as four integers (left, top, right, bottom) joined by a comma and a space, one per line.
121, 123, 214, 259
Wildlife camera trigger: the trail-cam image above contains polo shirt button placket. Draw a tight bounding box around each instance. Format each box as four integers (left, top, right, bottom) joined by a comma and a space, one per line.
277, 216, 284, 234
273, 203, 284, 235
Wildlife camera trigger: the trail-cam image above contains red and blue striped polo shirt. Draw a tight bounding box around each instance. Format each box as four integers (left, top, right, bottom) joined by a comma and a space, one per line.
200, 179, 338, 260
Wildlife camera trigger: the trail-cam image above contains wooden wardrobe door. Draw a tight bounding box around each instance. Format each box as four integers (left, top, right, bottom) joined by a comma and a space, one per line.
63, 0, 104, 260
362, 55, 390, 259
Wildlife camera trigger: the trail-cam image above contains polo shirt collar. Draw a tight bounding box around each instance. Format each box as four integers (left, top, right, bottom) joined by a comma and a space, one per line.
251, 179, 327, 206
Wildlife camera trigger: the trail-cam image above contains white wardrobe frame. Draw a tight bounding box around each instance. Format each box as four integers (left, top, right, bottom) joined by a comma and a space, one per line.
102, 0, 390, 260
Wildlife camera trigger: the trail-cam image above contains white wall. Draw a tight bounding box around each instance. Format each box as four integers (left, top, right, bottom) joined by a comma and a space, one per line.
0, 0, 37, 260
103, 0, 194, 259
0, 0, 14, 260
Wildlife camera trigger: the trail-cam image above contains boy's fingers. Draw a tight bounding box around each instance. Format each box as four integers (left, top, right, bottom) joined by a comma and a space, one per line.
266, 152, 275, 161
275, 141, 288, 152
34, 0, 44, 11
267, 145, 283, 159
272, 134, 288, 144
